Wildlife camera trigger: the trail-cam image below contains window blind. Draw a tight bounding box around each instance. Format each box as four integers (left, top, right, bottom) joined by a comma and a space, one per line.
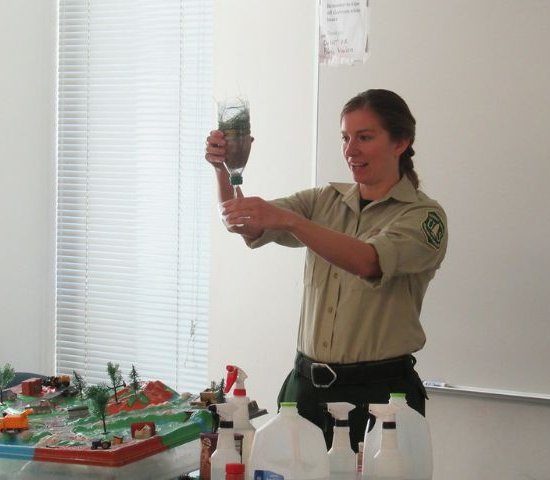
56, 0, 213, 393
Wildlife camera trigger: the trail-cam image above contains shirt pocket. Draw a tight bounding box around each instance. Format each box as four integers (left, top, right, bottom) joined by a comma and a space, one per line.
341, 270, 371, 291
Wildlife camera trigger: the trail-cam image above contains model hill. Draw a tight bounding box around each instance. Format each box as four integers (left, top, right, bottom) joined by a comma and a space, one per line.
106, 380, 180, 415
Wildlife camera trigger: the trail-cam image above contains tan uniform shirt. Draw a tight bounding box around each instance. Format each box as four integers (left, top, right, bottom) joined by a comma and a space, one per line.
248, 176, 448, 363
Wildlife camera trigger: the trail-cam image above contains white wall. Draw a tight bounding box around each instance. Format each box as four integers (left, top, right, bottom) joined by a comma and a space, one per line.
209, 0, 318, 416
0, 0, 56, 373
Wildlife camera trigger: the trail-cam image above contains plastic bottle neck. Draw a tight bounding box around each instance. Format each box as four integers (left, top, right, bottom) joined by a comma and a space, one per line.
380, 422, 399, 449
217, 425, 236, 449
279, 405, 298, 416
390, 393, 407, 407
331, 425, 351, 449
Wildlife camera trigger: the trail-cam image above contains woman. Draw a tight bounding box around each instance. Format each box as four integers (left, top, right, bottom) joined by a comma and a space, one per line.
205, 89, 448, 450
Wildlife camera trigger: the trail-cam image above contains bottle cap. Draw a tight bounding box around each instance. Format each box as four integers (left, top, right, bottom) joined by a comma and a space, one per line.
230, 173, 243, 185
226, 463, 245, 474
280, 402, 297, 408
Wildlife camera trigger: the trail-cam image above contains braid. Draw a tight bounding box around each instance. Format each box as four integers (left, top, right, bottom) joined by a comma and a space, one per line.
399, 145, 419, 189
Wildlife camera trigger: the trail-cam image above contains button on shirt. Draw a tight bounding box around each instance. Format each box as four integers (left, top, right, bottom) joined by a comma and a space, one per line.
247, 176, 448, 364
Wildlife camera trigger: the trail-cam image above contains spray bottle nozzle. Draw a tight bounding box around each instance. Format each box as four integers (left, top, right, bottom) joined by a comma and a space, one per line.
224, 365, 248, 396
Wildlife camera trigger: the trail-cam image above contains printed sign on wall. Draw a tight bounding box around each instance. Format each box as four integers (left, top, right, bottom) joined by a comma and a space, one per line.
319, 0, 369, 66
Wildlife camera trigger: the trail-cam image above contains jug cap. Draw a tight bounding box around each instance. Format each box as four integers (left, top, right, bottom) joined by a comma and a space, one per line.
226, 463, 245, 474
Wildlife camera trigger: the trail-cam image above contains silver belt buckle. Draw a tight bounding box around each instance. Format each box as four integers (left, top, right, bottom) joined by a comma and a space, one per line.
310, 362, 337, 388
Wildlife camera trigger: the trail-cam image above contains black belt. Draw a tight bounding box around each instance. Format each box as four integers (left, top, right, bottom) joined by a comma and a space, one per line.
294, 351, 415, 388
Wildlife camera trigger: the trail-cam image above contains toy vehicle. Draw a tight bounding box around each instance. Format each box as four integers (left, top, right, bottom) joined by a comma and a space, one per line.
91, 438, 111, 450
0, 410, 31, 433
42, 375, 71, 389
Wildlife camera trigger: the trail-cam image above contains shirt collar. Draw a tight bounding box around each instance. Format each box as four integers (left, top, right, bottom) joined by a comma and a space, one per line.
329, 176, 418, 212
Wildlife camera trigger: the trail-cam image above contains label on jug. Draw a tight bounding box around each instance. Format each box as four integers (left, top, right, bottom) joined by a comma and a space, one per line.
254, 470, 284, 480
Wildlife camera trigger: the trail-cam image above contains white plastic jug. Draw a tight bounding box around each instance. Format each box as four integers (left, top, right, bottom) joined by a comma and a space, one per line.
247, 402, 330, 480
363, 393, 433, 480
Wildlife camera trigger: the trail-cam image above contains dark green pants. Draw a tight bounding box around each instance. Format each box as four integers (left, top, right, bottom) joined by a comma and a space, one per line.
277, 357, 427, 452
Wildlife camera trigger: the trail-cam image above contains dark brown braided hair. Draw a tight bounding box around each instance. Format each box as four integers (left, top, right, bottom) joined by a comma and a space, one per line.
341, 89, 419, 189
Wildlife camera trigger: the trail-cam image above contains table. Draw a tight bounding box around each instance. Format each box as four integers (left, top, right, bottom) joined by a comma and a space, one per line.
0, 439, 200, 479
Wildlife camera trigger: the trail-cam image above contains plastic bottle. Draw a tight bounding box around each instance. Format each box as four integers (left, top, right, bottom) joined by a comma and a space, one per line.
224, 365, 255, 469
388, 393, 433, 480
325, 402, 357, 476
247, 402, 330, 480
362, 393, 433, 480
210, 403, 242, 480
217, 97, 252, 187
226, 463, 245, 480
373, 419, 407, 479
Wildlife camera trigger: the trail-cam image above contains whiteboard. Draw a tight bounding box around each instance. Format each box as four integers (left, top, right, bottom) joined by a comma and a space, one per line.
316, 0, 550, 396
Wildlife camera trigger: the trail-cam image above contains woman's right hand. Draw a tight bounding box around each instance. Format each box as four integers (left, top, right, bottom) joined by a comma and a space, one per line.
204, 130, 226, 170
220, 187, 265, 240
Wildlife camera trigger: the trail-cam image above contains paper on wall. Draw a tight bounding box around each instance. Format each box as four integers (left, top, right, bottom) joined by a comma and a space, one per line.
319, 0, 368, 66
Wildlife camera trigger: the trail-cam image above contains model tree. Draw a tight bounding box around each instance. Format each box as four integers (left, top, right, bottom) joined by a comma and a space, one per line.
107, 362, 124, 404
128, 364, 141, 396
126, 364, 149, 407
72, 370, 87, 399
0, 363, 16, 404
86, 383, 111, 435
210, 378, 226, 404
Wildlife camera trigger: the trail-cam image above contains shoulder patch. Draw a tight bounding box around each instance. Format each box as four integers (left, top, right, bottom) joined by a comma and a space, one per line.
422, 211, 445, 249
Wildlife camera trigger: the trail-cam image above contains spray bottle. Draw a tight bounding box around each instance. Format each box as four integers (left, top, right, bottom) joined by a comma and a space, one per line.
209, 403, 242, 480
325, 402, 357, 476
363, 401, 409, 480
224, 365, 255, 468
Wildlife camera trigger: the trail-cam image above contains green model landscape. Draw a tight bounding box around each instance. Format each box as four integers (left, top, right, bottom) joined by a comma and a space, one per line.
0, 364, 212, 459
